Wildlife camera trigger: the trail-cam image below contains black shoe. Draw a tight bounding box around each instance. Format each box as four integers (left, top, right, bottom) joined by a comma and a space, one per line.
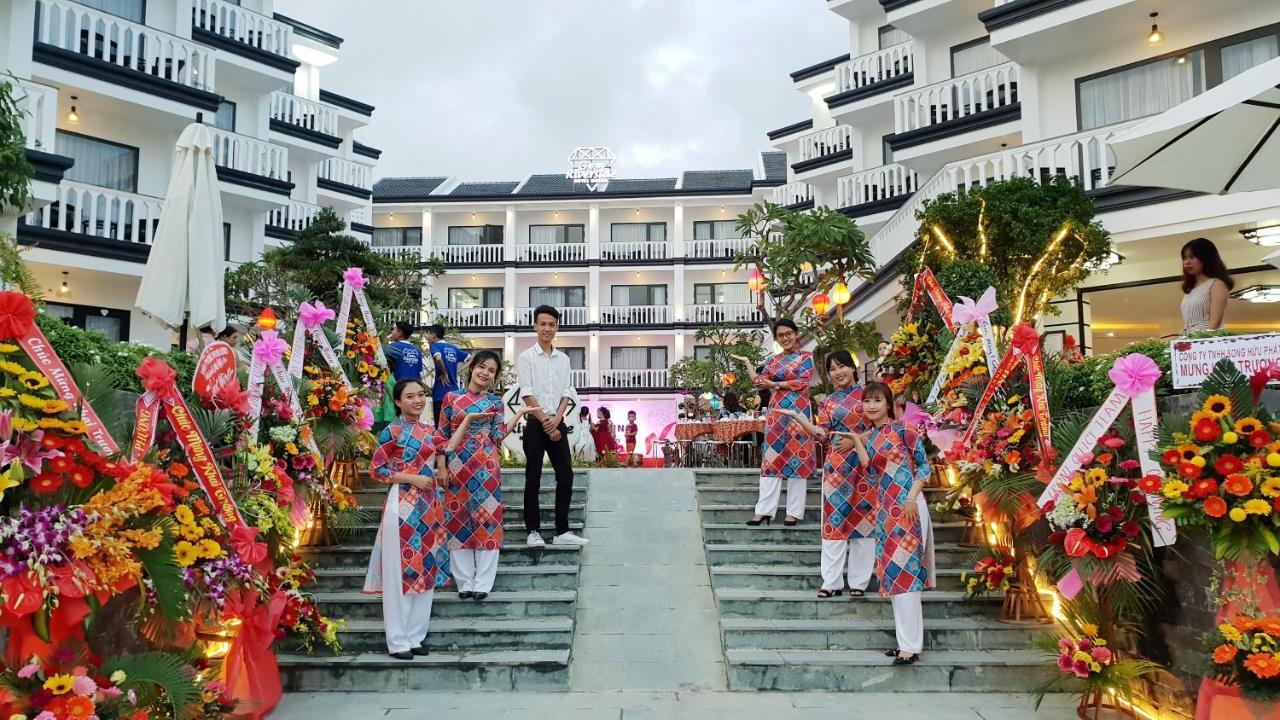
458, 591, 474, 599
783, 517, 799, 526
892, 653, 920, 666
883, 649, 898, 657
411, 646, 430, 656
745, 516, 772, 526
388, 651, 413, 660
473, 592, 488, 601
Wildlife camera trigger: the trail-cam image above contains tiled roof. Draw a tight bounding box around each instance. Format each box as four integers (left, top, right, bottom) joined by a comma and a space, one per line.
516, 175, 679, 196
448, 181, 520, 197
761, 151, 788, 182
680, 169, 754, 192
372, 176, 447, 198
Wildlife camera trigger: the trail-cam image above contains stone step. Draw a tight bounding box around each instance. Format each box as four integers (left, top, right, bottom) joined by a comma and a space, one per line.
720, 617, 1046, 652
312, 564, 579, 592
723, 649, 1057, 692
278, 649, 569, 691
314, 590, 577, 620
704, 543, 976, 568
298, 542, 583, 568
354, 498, 587, 522
334, 521, 585, 545
696, 485, 949, 506
714, 589, 1001, 619
699, 522, 967, 545
324, 616, 574, 653
354, 484, 588, 507
708, 565, 968, 592
691, 469, 772, 487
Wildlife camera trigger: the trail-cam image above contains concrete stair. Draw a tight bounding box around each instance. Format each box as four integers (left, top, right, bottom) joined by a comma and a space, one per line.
279, 469, 587, 692
693, 469, 1057, 692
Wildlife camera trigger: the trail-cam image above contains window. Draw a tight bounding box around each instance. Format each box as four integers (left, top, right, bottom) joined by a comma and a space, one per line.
1222, 35, 1279, 80
611, 347, 667, 369
1078, 51, 1205, 130
43, 302, 130, 342
610, 222, 666, 244
561, 347, 586, 370
529, 224, 584, 244
879, 24, 909, 49
611, 285, 667, 306
692, 220, 739, 240
77, 0, 145, 22
693, 283, 749, 305
55, 131, 138, 192
694, 345, 714, 362
448, 288, 503, 309
529, 286, 585, 307
223, 223, 231, 262
213, 101, 236, 132
950, 38, 1008, 76
372, 227, 422, 247
448, 225, 503, 245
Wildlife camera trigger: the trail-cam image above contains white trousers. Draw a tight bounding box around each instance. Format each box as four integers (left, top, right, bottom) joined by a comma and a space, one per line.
891, 591, 924, 654
755, 476, 807, 519
820, 537, 875, 591
450, 549, 500, 593
382, 586, 434, 654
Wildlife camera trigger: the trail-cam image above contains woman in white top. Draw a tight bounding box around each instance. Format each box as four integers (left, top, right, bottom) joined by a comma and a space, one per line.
1180, 238, 1233, 335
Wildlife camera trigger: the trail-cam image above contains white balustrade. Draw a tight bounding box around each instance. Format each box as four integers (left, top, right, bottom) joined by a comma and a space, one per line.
601, 368, 668, 389
35, 1, 215, 91
569, 369, 588, 388
836, 41, 913, 94
689, 303, 762, 324
439, 307, 504, 328
836, 164, 919, 209
349, 206, 371, 225
11, 79, 56, 151
797, 124, 854, 163
435, 244, 504, 264
769, 181, 815, 208
269, 90, 339, 137
515, 307, 589, 326
208, 127, 287, 180
370, 245, 421, 262
895, 62, 1019, 134
23, 181, 163, 244
600, 241, 669, 261
517, 242, 587, 263
267, 199, 321, 233
192, 0, 292, 57
319, 157, 372, 190
687, 237, 754, 260
600, 305, 671, 324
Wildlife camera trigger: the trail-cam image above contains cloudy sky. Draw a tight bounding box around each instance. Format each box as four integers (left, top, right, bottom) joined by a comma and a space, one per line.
275, 0, 846, 182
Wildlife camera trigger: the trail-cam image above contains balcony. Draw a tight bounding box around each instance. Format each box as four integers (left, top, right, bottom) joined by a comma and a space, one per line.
33, 0, 219, 111
14, 79, 56, 152
836, 164, 919, 216
20, 181, 163, 262
191, 0, 296, 72
600, 241, 669, 262
435, 244, 503, 264
769, 181, 815, 210
370, 245, 421, 262
689, 304, 763, 325
517, 243, 587, 263
318, 158, 373, 199
208, 127, 291, 195
890, 62, 1020, 151
600, 305, 671, 325
687, 237, 753, 261
570, 369, 588, 388
439, 307, 504, 329
601, 368, 669, 389
792, 125, 855, 175
515, 306, 589, 326
266, 199, 320, 238
828, 41, 914, 109
269, 91, 340, 148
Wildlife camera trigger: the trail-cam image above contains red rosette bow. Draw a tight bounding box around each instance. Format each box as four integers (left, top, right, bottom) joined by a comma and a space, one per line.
1009, 324, 1040, 355
231, 525, 269, 572
136, 356, 178, 399
0, 291, 36, 341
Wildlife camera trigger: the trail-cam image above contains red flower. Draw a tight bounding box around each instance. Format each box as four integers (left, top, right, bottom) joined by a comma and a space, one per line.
40, 434, 65, 450
1215, 454, 1245, 475
1224, 473, 1253, 497
1249, 430, 1272, 448
1179, 462, 1202, 479
1204, 496, 1228, 518
0, 290, 37, 340
67, 465, 94, 489
1138, 475, 1163, 494
1161, 449, 1182, 466
30, 472, 63, 494
1188, 478, 1219, 499
1195, 417, 1221, 442
50, 456, 73, 473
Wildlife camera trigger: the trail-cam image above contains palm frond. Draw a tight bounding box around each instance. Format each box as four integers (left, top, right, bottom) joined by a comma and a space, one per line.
102, 651, 201, 719
70, 362, 129, 453
328, 505, 372, 537
190, 405, 236, 450
135, 531, 189, 626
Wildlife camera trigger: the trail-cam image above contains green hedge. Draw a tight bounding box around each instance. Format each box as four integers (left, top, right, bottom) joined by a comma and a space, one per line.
36, 314, 196, 395
1047, 333, 1234, 413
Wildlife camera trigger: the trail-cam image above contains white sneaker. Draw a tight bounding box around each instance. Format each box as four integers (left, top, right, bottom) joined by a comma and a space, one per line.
552, 532, 589, 546
526, 531, 546, 548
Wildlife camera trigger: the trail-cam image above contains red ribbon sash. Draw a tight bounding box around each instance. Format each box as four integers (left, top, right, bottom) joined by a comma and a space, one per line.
959, 327, 1053, 467
17, 326, 119, 454
907, 267, 957, 333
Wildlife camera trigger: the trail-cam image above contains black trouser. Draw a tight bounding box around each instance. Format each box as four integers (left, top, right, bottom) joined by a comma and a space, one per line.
523, 420, 574, 535
433, 399, 445, 426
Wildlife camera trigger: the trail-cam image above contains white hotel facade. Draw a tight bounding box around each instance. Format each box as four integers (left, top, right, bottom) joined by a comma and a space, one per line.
771, 0, 1280, 356
0, 0, 378, 347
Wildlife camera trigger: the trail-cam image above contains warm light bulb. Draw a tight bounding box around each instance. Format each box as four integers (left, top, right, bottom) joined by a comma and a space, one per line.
66, 96, 80, 124
59, 272, 70, 295
831, 281, 851, 306
1146, 13, 1163, 47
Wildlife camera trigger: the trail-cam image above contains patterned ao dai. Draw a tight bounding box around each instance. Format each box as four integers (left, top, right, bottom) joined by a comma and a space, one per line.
364, 418, 448, 595
759, 351, 817, 482
861, 422, 936, 596
434, 390, 507, 551
817, 385, 875, 541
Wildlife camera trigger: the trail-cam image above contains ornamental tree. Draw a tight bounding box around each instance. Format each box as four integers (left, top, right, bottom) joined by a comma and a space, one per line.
0, 79, 34, 213
668, 324, 767, 400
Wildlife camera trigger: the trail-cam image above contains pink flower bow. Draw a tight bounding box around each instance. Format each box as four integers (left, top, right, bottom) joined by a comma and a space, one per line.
1108, 353, 1161, 396
343, 267, 366, 290
299, 300, 335, 330
951, 286, 998, 326
253, 330, 288, 365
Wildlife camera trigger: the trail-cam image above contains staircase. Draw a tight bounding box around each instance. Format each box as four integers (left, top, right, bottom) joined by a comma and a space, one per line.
695, 469, 1057, 691
278, 469, 587, 691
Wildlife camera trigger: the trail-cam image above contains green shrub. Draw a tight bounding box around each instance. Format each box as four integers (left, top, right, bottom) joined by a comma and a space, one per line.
37, 314, 197, 397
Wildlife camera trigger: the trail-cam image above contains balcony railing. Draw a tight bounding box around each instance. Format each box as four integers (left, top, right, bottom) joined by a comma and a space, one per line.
868, 121, 1136, 269
601, 368, 668, 389
23, 181, 163, 244
515, 306, 588, 326
517, 243, 587, 263
439, 307, 504, 328
600, 241, 669, 261
895, 62, 1019, 134
835, 41, 913, 94
570, 369, 588, 388
600, 305, 671, 324
836, 164, 919, 210
370, 245, 420, 262
267, 199, 321, 233
12, 79, 56, 152
192, 0, 292, 58
689, 303, 762, 324
349, 206, 371, 225
319, 157, 372, 190
269, 90, 339, 137
436, 244, 503, 264
797, 124, 854, 163
209, 127, 287, 180
687, 237, 753, 260
770, 181, 815, 208
35, 1, 215, 91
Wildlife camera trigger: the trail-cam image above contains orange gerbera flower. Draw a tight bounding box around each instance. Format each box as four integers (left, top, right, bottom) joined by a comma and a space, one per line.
169, 463, 189, 477
65, 695, 95, 720
1232, 615, 1258, 632
1005, 451, 1021, 467
1243, 652, 1280, 679
1224, 474, 1254, 497
1139, 476, 1163, 494
1203, 496, 1228, 518
1213, 644, 1238, 664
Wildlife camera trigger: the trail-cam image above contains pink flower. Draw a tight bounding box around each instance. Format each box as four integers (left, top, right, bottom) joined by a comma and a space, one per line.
72, 675, 97, 696
1058, 638, 1074, 654
1091, 647, 1113, 664
1078, 452, 1095, 466
17, 662, 40, 679
1072, 659, 1093, 678
1102, 436, 1126, 449
1078, 637, 1094, 652
1057, 654, 1074, 672
96, 686, 122, 700
35, 712, 56, 720
1118, 459, 1140, 472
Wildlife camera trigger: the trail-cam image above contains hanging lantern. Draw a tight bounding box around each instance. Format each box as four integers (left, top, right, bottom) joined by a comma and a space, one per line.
831, 281, 851, 306
747, 268, 766, 293
256, 307, 278, 331
722, 371, 737, 386
811, 293, 832, 316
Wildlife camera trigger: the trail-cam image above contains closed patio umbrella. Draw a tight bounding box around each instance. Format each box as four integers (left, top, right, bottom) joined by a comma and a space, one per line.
1108, 56, 1280, 195
135, 122, 226, 336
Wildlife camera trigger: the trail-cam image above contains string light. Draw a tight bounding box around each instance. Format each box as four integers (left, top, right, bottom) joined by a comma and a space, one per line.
929, 224, 956, 258
1013, 221, 1072, 326
977, 198, 989, 260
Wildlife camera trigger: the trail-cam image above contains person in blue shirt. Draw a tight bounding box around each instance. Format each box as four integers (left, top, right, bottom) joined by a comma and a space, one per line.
424, 323, 471, 424
385, 321, 425, 383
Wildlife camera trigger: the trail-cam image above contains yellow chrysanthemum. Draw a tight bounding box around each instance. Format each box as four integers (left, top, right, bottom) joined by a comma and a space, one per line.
174, 505, 195, 525
43, 674, 75, 695
1262, 477, 1280, 499
0, 343, 19, 354
1080, 623, 1099, 636
1085, 468, 1109, 484
1220, 624, 1244, 643
174, 541, 198, 567
179, 524, 205, 541
18, 372, 49, 390
0, 360, 26, 375
0, 388, 15, 399
1235, 417, 1264, 435
1162, 480, 1189, 499
196, 538, 223, 559
1203, 395, 1232, 419
36, 418, 62, 430
17, 394, 45, 410
1243, 499, 1272, 516
12, 418, 36, 433
62, 420, 87, 435
1223, 431, 1240, 445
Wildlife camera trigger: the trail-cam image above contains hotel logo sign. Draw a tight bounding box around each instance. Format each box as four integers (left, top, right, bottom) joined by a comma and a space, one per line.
567, 147, 616, 191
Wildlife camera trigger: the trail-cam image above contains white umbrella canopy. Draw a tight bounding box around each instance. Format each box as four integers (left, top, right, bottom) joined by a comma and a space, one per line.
135, 122, 226, 334
1108, 56, 1280, 194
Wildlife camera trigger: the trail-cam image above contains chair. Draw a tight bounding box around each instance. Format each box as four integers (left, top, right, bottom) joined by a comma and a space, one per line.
729, 440, 758, 469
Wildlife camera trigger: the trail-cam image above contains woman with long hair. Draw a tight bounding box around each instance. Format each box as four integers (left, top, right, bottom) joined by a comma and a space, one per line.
436, 351, 531, 601
846, 382, 935, 665
364, 379, 448, 659
1180, 237, 1234, 334
591, 406, 620, 461
779, 350, 876, 598
733, 319, 815, 527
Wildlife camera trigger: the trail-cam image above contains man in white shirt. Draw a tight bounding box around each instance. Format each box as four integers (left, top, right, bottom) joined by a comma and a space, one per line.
517, 305, 588, 547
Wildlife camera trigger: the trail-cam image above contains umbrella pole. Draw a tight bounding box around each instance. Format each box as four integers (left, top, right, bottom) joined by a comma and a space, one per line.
178, 314, 189, 352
